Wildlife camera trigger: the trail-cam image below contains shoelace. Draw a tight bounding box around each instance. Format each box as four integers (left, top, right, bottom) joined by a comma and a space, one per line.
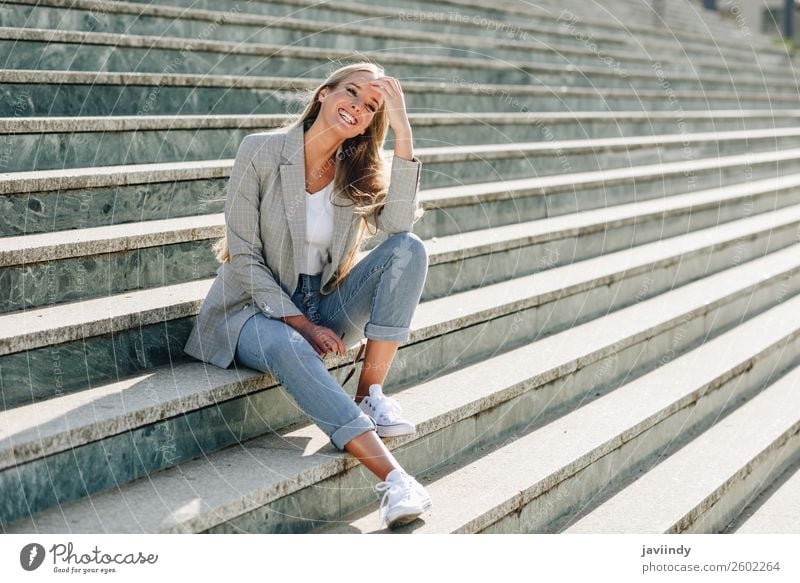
375, 476, 412, 529
372, 395, 404, 424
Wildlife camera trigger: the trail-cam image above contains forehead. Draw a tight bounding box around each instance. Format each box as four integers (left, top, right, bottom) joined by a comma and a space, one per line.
341, 72, 382, 104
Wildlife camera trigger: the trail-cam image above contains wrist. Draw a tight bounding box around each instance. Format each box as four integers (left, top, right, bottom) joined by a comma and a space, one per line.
392, 124, 412, 140
280, 314, 314, 333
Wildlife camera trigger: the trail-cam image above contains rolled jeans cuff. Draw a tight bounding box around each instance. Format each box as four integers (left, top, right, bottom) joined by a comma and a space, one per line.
330, 410, 377, 451
365, 322, 410, 343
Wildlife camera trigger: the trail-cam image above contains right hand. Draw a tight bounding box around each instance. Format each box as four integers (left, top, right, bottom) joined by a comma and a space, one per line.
300, 323, 346, 358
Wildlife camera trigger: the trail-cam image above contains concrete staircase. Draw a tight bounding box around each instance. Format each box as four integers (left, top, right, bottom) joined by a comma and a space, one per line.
1, 0, 800, 533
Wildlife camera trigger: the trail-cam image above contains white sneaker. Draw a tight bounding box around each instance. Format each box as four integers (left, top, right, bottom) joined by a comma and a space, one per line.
375, 469, 433, 529
358, 384, 415, 437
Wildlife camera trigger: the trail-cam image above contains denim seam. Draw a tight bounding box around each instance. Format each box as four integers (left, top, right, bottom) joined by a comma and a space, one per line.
320, 260, 391, 329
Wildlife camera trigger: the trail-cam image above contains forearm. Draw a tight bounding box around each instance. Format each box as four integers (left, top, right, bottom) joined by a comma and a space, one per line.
364, 126, 422, 234
392, 123, 414, 161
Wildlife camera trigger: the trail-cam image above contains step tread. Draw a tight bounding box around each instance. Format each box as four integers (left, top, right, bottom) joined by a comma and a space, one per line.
414, 126, 800, 159
4, 110, 798, 134
425, 146, 800, 202
6, 244, 800, 533
562, 367, 800, 533
8, 0, 780, 58
733, 463, 800, 534
3, 25, 793, 88
5, 137, 800, 197
0, 278, 208, 355
3, 220, 800, 475
3, 69, 797, 102
6, 167, 800, 267
316, 295, 800, 533
0, 214, 223, 264
425, 173, 800, 258
4, 194, 800, 354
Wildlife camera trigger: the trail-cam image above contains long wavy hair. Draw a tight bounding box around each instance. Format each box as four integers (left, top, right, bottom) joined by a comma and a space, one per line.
212, 60, 422, 291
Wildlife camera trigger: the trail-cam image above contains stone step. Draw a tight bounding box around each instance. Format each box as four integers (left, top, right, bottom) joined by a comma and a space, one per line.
421, 146, 800, 237
561, 363, 800, 534
1, 27, 792, 97
4, 68, 798, 118
1, 191, 799, 510
553, 0, 763, 37
5, 110, 800, 173
6, 192, 798, 406
360, 0, 787, 64
5, 164, 800, 314
16, 124, 800, 191
0, 0, 629, 61
315, 291, 800, 533
5, 0, 782, 75
103, 0, 784, 68
4, 237, 800, 532
7, 134, 800, 238
368, 0, 784, 57
581, 0, 769, 42
724, 458, 800, 534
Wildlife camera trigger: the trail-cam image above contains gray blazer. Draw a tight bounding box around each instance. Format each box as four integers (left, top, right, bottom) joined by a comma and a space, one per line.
183, 122, 423, 369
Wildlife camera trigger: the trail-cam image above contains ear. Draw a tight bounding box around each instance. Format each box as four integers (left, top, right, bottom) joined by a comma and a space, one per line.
319, 87, 329, 102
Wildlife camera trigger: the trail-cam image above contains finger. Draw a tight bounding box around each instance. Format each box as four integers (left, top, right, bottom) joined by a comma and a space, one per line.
334, 332, 345, 356
325, 337, 339, 353
369, 79, 393, 92
320, 328, 342, 355
319, 337, 331, 356
330, 335, 344, 356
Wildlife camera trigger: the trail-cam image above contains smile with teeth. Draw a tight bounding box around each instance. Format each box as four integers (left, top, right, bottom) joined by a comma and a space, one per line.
338, 108, 357, 126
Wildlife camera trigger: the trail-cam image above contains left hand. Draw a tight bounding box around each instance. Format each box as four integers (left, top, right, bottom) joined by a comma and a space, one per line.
368, 76, 411, 136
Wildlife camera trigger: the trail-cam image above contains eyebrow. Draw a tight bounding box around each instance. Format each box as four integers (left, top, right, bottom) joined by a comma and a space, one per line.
346, 83, 380, 109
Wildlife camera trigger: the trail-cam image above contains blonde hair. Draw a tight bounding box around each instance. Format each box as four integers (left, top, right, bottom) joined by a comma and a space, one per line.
213, 60, 421, 291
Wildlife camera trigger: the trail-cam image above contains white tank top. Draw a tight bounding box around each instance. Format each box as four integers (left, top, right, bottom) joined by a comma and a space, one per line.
300, 180, 335, 276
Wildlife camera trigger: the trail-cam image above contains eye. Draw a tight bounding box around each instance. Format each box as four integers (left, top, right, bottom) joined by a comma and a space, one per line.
347, 86, 376, 112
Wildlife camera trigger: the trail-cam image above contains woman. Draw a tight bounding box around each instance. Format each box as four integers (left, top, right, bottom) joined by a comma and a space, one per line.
183, 62, 432, 529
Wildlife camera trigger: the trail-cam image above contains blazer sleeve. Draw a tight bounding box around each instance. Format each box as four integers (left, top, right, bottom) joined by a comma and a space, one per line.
225, 134, 305, 320
365, 154, 424, 234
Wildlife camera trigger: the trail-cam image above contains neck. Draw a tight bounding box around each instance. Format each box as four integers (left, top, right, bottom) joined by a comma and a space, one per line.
304, 117, 343, 166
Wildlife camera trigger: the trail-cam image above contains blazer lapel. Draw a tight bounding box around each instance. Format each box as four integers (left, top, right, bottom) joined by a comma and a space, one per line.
279, 124, 308, 284
329, 181, 352, 271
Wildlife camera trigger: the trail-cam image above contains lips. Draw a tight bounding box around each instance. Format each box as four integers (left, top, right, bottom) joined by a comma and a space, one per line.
338, 108, 357, 126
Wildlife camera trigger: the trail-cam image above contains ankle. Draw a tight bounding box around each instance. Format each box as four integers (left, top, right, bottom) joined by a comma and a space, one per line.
385, 468, 407, 481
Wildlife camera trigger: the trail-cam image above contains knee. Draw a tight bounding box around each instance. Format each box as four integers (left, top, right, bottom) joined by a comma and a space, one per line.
386, 231, 428, 272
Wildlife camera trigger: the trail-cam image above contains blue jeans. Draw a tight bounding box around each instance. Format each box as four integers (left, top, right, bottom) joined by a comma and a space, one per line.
234, 231, 429, 451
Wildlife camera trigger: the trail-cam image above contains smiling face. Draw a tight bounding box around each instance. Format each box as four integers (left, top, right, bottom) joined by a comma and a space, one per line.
318, 71, 385, 137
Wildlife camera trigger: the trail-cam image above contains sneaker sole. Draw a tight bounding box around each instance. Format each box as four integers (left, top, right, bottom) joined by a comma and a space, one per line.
376, 425, 416, 438
387, 512, 422, 529
385, 499, 433, 529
